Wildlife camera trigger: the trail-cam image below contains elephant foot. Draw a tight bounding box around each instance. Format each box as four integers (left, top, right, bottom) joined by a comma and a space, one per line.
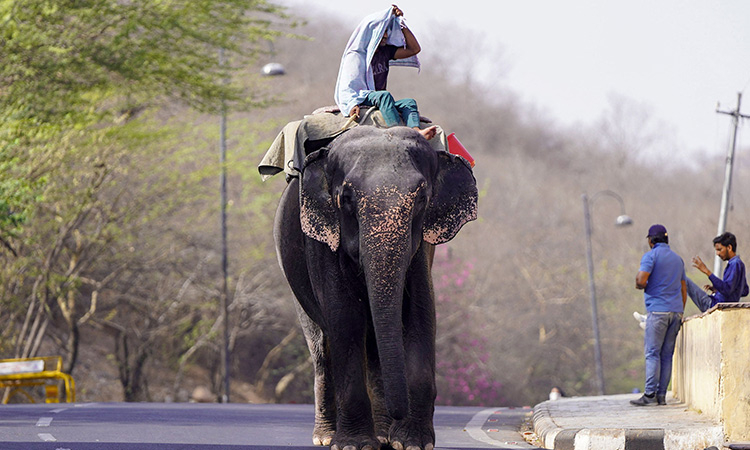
313, 434, 333, 447
374, 414, 392, 445
312, 422, 335, 446
330, 433, 380, 450
388, 418, 435, 450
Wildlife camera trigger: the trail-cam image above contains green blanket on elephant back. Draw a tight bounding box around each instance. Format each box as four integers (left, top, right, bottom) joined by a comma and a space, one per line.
258, 106, 448, 181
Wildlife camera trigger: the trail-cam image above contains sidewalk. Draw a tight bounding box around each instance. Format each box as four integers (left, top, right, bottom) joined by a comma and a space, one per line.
531, 393, 725, 450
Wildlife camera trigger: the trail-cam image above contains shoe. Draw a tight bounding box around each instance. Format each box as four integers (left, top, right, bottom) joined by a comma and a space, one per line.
630, 393, 658, 406
633, 312, 647, 330
657, 395, 666, 405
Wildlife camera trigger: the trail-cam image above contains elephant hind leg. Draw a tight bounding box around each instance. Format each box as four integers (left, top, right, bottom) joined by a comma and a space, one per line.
295, 303, 336, 446
276, 178, 336, 445
312, 362, 336, 447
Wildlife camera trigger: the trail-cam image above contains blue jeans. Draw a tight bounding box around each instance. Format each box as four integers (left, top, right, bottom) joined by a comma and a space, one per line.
361, 91, 420, 128
644, 311, 683, 396
686, 277, 713, 312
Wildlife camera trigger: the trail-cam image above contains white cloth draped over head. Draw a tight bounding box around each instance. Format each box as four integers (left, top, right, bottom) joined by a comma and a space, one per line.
334, 7, 421, 116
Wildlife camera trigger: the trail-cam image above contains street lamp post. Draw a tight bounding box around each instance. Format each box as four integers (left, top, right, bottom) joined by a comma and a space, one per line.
218, 47, 230, 404
217, 44, 285, 403
582, 190, 633, 396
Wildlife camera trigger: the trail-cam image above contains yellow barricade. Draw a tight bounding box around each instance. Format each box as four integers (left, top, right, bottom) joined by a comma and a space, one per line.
0, 356, 75, 404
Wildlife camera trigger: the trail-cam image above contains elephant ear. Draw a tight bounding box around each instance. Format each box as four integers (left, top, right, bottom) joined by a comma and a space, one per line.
300, 148, 340, 252
423, 152, 478, 245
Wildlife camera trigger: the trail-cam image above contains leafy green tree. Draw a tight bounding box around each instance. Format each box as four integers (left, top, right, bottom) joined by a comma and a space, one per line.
1, 0, 284, 239
0, 0, 291, 396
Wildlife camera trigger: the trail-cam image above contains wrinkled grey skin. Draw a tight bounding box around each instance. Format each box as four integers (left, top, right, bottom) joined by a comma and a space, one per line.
273, 126, 477, 450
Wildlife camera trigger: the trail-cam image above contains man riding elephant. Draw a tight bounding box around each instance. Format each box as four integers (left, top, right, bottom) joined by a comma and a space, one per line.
335, 5, 438, 141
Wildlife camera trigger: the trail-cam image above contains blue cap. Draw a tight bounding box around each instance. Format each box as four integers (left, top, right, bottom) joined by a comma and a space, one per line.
647, 224, 667, 237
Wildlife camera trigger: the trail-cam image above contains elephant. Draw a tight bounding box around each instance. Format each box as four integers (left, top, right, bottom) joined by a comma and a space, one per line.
273, 125, 477, 450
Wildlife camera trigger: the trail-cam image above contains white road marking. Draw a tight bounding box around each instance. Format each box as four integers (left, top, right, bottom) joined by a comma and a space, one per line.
466, 408, 508, 447
38, 433, 56, 441
36, 417, 53, 427
465, 407, 532, 448
50, 408, 67, 414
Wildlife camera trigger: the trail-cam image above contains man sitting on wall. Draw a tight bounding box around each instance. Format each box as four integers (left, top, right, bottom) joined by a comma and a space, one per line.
687, 231, 748, 312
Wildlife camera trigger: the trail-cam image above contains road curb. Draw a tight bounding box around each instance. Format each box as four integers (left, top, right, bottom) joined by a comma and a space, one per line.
533, 403, 666, 450
531, 402, 565, 448
531, 398, 724, 450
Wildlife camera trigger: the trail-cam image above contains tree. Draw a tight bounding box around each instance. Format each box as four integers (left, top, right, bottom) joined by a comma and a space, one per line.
0, 0, 285, 240
0, 0, 291, 396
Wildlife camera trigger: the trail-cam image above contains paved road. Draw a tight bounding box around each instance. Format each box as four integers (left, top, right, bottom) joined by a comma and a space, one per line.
0, 403, 542, 450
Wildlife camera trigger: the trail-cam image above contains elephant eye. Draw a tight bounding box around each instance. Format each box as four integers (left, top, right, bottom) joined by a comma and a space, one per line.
414, 185, 428, 207
339, 189, 356, 213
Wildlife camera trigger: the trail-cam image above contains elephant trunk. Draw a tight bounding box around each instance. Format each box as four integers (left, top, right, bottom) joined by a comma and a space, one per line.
360, 200, 414, 420
370, 282, 409, 419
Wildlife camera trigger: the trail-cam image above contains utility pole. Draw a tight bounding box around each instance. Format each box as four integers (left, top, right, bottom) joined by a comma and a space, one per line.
714, 93, 750, 275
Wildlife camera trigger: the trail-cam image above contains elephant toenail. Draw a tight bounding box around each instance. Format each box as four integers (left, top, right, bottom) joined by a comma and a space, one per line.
392, 442, 404, 450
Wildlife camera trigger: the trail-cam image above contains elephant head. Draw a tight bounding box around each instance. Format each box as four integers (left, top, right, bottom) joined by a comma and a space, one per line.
298, 126, 477, 418
300, 127, 477, 253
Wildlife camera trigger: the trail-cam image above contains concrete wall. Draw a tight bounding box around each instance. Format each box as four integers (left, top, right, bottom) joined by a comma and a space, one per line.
672, 303, 750, 442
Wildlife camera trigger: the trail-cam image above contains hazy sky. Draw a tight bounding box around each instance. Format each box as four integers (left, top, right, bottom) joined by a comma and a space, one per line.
279, 0, 750, 162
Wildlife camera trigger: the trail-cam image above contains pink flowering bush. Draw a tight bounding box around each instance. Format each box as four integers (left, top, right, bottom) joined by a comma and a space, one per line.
432, 246, 505, 406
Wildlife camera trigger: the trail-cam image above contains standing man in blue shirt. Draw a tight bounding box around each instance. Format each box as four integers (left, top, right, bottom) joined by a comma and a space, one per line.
687, 232, 748, 312
631, 224, 687, 406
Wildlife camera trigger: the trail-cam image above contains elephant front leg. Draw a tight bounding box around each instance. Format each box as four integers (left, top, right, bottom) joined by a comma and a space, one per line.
389, 247, 437, 450
387, 348, 436, 450
328, 310, 380, 450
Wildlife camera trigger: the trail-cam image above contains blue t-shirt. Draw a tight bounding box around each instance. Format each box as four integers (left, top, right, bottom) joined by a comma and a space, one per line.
708, 255, 748, 306
639, 243, 686, 313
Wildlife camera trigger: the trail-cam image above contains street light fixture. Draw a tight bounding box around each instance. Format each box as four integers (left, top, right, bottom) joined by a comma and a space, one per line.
261, 62, 286, 76
582, 190, 633, 396
261, 42, 286, 77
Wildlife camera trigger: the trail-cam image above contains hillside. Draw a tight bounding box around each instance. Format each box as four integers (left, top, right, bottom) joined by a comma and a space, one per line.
249, 7, 750, 404
3, 4, 749, 407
